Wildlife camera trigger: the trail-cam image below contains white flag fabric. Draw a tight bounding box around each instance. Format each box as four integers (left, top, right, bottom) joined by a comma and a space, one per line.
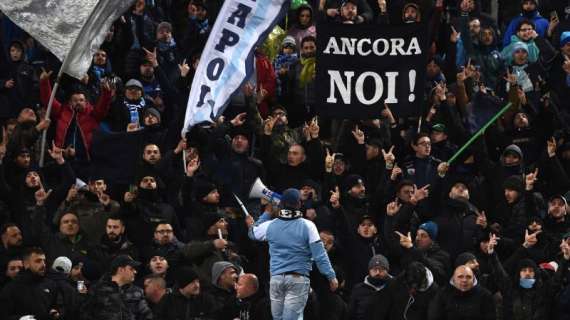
0, 0, 135, 79
182, 0, 290, 135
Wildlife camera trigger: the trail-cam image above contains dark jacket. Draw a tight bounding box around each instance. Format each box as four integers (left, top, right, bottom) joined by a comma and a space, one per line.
90, 235, 139, 274
80, 276, 152, 320
153, 289, 220, 320
0, 270, 59, 320
428, 283, 495, 320
349, 275, 392, 320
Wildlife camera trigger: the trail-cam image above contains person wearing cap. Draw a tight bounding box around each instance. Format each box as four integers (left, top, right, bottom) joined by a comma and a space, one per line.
319, 0, 373, 23
430, 123, 458, 162
0, 247, 61, 320
40, 66, 114, 160
183, 0, 211, 58
349, 254, 392, 320
249, 188, 338, 320
299, 179, 333, 231
53, 176, 119, 243
274, 35, 299, 99
503, 0, 549, 48
428, 265, 495, 320
393, 221, 451, 286
154, 21, 181, 84
330, 174, 369, 230
106, 78, 151, 132
183, 177, 223, 240
544, 195, 570, 247
370, 261, 438, 320
81, 255, 152, 320
154, 266, 220, 319
287, 4, 316, 53
122, 173, 181, 247
209, 261, 239, 318
260, 105, 303, 166
47, 256, 81, 318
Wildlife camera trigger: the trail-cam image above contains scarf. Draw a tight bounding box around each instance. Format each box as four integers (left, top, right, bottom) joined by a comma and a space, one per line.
299, 57, 315, 88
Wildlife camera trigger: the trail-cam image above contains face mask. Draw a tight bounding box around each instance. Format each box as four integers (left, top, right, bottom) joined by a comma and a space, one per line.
368, 276, 387, 287
519, 278, 535, 289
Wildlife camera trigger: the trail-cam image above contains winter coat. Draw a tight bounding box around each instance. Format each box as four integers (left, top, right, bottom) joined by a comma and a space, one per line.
80, 276, 152, 320
40, 78, 112, 158
0, 59, 38, 119
503, 11, 549, 48
428, 283, 495, 320
90, 235, 139, 274
0, 270, 59, 320
153, 290, 220, 320
349, 276, 392, 320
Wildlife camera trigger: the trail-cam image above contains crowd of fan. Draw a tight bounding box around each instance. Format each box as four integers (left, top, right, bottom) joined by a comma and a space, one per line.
1, 0, 570, 319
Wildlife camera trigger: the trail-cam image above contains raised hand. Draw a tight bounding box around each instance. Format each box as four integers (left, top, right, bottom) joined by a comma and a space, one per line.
97, 191, 111, 206
386, 199, 402, 216
124, 191, 136, 203
330, 186, 341, 209
35, 187, 53, 206
263, 116, 277, 136
475, 211, 487, 229
256, 84, 268, 105
437, 162, 449, 177
560, 238, 570, 260
381, 146, 395, 168
487, 233, 500, 254
40, 68, 53, 81
178, 58, 190, 77
390, 164, 402, 181
230, 112, 247, 127
504, 69, 517, 86
0, 126, 7, 161
48, 141, 65, 164
174, 138, 187, 155
308, 117, 319, 139
66, 185, 78, 202
547, 137, 557, 158
186, 157, 200, 177
412, 184, 430, 203
352, 125, 365, 144
523, 229, 542, 248
395, 231, 413, 249
325, 149, 334, 173
525, 168, 539, 191
143, 47, 158, 67
450, 25, 461, 43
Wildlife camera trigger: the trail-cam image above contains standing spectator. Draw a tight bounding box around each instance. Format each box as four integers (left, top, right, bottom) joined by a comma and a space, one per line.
80, 255, 152, 320
233, 273, 272, 320
90, 216, 138, 273
503, 0, 550, 47
249, 188, 338, 320
287, 4, 317, 51
349, 254, 393, 320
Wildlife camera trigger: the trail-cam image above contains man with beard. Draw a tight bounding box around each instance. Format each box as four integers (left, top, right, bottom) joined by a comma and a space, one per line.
428, 265, 495, 320
261, 105, 303, 166
0, 223, 24, 263
394, 221, 451, 286
349, 254, 393, 320
141, 222, 183, 270
0, 247, 61, 320
39, 68, 114, 163
330, 174, 369, 231
81, 255, 152, 320
106, 78, 151, 132
503, 0, 549, 47
90, 216, 138, 273
54, 176, 119, 243
544, 195, 570, 250
122, 174, 181, 246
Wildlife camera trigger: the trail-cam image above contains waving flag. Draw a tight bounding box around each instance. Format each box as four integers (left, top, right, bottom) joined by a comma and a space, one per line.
182, 0, 290, 135
0, 0, 135, 79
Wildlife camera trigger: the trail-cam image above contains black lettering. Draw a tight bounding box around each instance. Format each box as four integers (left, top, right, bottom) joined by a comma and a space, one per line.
227, 3, 251, 29
206, 58, 224, 81
197, 85, 211, 107
214, 29, 240, 53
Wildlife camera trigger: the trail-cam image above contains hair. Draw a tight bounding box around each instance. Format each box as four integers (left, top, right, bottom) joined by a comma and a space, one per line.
1, 223, 19, 235
319, 229, 335, 237
144, 274, 167, 289
412, 132, 430, 145
22, 247, 45, 261
301, 36, 316, 47
106, 215, 124, 225
516, 19, 535, 31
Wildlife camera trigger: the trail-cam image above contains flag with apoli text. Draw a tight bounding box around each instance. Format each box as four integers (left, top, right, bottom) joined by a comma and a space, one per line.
0, 0, 135, 79
182, 0, 290, 136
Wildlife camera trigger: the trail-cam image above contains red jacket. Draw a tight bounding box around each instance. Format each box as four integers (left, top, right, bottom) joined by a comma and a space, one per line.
40, 78, 112, 158
255, 52, 276, 118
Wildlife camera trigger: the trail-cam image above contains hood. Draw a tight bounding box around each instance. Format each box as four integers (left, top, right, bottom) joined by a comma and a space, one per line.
419, 267, 434, 292
501, 144, 524, 166
211, 261, 236, 288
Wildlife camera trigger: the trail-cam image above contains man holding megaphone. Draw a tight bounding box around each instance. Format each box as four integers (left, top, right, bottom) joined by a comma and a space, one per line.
248, 188, 338, 320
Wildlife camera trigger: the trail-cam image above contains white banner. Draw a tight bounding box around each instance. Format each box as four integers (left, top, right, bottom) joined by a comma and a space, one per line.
182, 0, 290, 135
0, 0, 135, 79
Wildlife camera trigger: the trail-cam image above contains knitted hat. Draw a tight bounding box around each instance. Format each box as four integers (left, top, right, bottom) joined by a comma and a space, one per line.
344, 174, 365, 192
517, 258, 538, 272
368, 254, 390, 271
143, 107, 161, 123
549, 194, 568, 206
211, 261, 237, 286
52, 256, 72, 274
281, 188, 301, 209
560, 31, 570, 47
176, 266, 199, 288
431, 123, 447, 133
503, 176, 524, 193
282, 35, 296, 48
229, 125, 251, 139
194, 179, 217, 200
418, 221, 438, 240
202, 212, 225, 229
125, 79, 144, 90
157, 22, 172, 33
454, 252, 477, 268
512, 42, 529, 54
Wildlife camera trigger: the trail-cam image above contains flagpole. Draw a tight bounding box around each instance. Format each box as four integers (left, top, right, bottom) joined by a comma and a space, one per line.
447, 102, 512, 165
39, 69, 65, 167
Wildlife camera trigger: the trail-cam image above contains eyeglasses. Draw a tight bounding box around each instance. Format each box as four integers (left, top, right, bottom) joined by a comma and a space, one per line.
519, 28, 533, 32
416, 141, 431, 147
155, 229, 173, 234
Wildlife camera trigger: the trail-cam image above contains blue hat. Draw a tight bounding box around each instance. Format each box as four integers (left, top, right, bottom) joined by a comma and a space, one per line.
561, 32, 570, 47
281, 188, 301, 209
418, 221, 438, 240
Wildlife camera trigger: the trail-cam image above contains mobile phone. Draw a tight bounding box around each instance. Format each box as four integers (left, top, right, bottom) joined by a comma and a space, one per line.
550, 10, 559, 21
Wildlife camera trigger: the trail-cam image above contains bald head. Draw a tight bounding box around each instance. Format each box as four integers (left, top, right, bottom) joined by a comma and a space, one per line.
235, 273, 258, 299
452, 265, 474, 292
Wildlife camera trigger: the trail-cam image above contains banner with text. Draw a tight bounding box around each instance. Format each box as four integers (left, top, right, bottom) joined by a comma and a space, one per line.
316, 23, 428, 119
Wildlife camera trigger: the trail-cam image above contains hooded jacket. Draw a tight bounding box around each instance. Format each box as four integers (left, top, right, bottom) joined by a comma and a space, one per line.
427, 279, 495, 320
349, 275, 392, 320
503, 9, 549, 48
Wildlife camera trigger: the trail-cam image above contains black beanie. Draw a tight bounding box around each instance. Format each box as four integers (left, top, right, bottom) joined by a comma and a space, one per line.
503, 176, 524, 193
194, 179, 217, 200
454, 252, 477, 268
175, 266, 199, 288
202, 212, 225, 229
517, 258, 538, 273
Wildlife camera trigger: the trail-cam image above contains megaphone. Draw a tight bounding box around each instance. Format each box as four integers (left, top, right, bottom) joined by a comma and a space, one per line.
249, 178, 282, 205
